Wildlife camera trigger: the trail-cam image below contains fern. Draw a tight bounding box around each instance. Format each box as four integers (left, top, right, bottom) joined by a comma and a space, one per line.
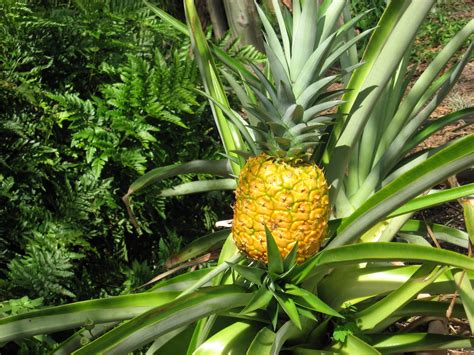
0, 0, 235, 317
215, 31, 266, 64
7, 222, 84, 302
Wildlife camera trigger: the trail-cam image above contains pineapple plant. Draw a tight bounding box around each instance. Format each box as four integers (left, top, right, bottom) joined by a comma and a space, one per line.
227, 0, 370, 263
1, 0, 474, 354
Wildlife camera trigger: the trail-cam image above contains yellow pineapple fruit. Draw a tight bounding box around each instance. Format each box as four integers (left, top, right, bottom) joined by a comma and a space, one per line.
232, 154, 329, 263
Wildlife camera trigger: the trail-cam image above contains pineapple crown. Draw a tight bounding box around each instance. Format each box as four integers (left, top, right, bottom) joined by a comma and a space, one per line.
226, 0, 370, 161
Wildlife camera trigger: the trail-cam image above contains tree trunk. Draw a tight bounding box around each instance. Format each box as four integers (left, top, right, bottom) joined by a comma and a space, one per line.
222, 0, 264, 51
206, 0, 228, 39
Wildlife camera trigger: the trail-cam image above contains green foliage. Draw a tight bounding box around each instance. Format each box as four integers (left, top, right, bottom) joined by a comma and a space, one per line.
7, 223, 84, 301
0, 0, 474, 354
414, 0, 471, 62
0, 0, 231, 311
0, 296, 44, 318
351, 0, 470, 62
350, 0, 386, 35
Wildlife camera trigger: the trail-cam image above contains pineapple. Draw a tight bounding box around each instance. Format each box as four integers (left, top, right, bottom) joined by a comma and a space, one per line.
230, 0, 358, 263
232, 154, 329, 263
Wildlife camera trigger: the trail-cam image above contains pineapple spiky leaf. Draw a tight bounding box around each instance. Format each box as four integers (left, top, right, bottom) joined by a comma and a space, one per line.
266, 226, 284, 276
274, 291, 303, 330
233, 264, 266, 286
285, 284, 343, 318
284, 242, 299, 270
240, 286, 274, 315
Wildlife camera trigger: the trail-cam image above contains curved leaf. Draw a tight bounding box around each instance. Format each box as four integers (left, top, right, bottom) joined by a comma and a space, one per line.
375, 20, 474, 157
0, 292, 180, 342
193, 321, 260, 355
247, 326, 276, 355
400, 220, 468, 248
73, 286, 251, 354
354, 264, 442, 331
368, 333, 474, 353
292, 242, 474, 284
324, 0, 429, 197
318, 265, 474, 309
164, 230, 230, 268
389, 183, 474, 218
159, 179, 236, 197
328, 334, 381, 354
405, 107, 474, 155
126, 160, 232, 196
327, 134, 474, 248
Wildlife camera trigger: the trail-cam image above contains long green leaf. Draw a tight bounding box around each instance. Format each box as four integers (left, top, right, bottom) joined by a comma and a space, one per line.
353, 44, 473, 205
405, 107, 474, 155
126, 160, 232, 196
354, 264, 442, 331
328, 334, 381, 354
368, 333, 474, 353
389, 183, 474, 218
373, 300, 467, 333
292, 242, 474, 284
375, 20, 474, 159
452, 268, 474, 333
400, 219, 468, 249
193, 322, 261, 355
318, 265, 474, 309
0, 292, 180, 342
395, 300, 466, 318
352, 44, 473, 204
73, 286, 251, 354
184, 0, 245, 175
247, 326, 276, 355
164, 230, 230, 268
159, 179, 236, 197
327, 134, 474, 248
150, 267, 215, 292
323, 0, 417, 198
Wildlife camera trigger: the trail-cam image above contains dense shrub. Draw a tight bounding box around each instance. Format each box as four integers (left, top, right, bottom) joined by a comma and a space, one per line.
0, 0, 231, 304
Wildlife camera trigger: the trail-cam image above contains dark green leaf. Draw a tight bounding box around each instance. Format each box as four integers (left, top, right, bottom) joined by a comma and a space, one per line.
233, 265, 266, 286
241, 287, 274, 314
274, 292, 302, 330
285, 284, 343, 318
266, 227, 284, 275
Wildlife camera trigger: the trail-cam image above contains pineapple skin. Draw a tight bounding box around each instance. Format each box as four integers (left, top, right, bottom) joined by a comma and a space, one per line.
232, 154, 329, 264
